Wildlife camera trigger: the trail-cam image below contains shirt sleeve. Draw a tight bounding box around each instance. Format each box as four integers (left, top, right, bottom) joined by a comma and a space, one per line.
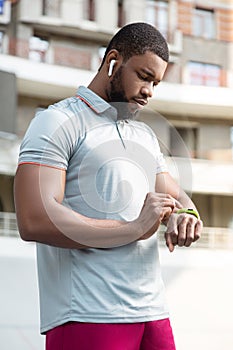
155, 151, 168, 174
18, 107, 80, 170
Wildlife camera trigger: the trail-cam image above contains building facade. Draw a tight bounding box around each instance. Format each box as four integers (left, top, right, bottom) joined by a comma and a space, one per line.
0, 0, 233, 245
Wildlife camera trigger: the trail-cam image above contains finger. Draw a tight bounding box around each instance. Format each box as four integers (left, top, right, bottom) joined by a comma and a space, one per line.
177, 216, 190, 247
161, 206, 173, 222
165, 214, 178, 247
160, 197, 182, 213
184, 221, 195, 247
163, 196, 182, 210
165, 232, 175, 252
163, 195, 182, 210
174, 198, 183, 213
174, 199, 183, 209
193, 220, 203, 242
152, 194, 176, 207
180, 216, 202, 247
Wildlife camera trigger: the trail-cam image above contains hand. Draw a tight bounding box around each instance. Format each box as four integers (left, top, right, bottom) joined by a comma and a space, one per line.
165, 213, 203, 252
135, 192, 182, 240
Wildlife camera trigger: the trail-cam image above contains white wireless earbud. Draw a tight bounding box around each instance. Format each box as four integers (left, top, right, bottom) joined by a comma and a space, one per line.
108, 60, 116, 77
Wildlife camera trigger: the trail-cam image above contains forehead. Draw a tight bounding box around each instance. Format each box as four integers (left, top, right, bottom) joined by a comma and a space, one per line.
125, 51, 168, 78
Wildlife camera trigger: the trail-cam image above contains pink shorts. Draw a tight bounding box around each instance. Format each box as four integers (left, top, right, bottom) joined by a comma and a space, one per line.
46, 318, 176, 350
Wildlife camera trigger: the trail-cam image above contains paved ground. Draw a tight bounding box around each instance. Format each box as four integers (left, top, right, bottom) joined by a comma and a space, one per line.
0, 237, 44, 350
0, 236, 233, 350
160, 246, 233, 350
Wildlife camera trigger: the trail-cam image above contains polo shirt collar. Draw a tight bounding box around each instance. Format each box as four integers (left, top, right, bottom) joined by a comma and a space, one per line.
76, 86, 117, 121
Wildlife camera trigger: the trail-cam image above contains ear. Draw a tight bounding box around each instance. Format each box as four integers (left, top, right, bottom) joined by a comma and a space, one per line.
106, 49, 120, 77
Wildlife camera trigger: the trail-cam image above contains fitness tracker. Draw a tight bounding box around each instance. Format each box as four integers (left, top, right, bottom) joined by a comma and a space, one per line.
176, 208, 200, 219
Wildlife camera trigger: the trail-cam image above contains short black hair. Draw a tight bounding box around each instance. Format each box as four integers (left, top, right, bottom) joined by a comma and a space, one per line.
99, 22, 169, 70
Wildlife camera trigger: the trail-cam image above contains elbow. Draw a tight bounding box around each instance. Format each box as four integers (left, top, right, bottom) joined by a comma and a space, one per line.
17, 217, 38, 242
18, 224, 35, 242
15, 202, 49, 243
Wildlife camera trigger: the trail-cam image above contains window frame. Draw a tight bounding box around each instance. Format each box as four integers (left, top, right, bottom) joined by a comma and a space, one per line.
192, 6, 216, 40
186, 61, 222, 87
145, 0, 169, 39
42, 0, 61, 18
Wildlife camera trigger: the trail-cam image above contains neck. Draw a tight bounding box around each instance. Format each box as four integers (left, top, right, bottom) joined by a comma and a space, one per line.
88, 73, 108, 102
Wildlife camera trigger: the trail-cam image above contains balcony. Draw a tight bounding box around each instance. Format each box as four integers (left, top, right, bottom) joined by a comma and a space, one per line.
166, 157, 233, 196
1, 48, 233, 120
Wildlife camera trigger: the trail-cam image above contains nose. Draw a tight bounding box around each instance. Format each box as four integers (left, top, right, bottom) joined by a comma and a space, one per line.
141, 82, 154, 98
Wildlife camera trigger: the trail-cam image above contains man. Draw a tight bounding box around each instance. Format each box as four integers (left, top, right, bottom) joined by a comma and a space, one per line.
14, 22, 202, 350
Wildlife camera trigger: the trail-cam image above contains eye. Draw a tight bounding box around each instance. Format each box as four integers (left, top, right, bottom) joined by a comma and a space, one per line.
137, 72, 158, 87
137, 72, 148, 81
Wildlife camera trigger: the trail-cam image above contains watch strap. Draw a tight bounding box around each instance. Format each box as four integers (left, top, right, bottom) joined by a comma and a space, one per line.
176, 208, 200, 219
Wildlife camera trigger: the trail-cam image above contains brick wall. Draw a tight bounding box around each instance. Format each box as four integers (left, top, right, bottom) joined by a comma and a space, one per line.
217, 8, 233, 41
8, 38, 29, 58
177, 1, 233, 42
53, 45, 92, 70
177, 1, 192, 35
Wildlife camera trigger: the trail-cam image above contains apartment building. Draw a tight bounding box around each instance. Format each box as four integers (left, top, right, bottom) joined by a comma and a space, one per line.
0, 0, 233, 245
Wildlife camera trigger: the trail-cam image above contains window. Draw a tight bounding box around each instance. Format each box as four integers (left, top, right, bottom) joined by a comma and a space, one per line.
84, 0, 95, 21
192, 7, 215, 39
118, 0, 125, 27
0, 31, 3, 53
170, 126, 198, 158
0, 0, 4, 15
42, 0, 61, 17
29, 36, 49, 63
231, 127, 233, 156
146, 0, 168, 39
186, 61, 221, 87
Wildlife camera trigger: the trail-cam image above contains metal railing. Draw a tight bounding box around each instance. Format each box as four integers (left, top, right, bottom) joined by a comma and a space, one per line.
0, 212, 19, 237
0, 212, 233, 249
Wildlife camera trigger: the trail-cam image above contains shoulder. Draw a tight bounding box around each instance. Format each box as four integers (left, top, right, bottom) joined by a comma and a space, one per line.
28, 96, 85, 136
131, 120, 156, 135
130, 120, 159, 145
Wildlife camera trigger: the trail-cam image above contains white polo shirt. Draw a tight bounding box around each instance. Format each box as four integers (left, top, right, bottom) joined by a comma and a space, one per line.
18, 86, 169, 334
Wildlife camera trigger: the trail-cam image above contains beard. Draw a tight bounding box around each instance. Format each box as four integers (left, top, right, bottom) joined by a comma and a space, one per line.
106, 67, 139, 120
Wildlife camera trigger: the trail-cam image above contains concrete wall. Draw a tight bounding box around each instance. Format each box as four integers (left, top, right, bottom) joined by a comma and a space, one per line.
192, 193, 233, 228
17, 95, 56, 137
198, 124, 232, 159
0, 175, 14, 212
0, 70, 17, 134
182, 36, 228, 68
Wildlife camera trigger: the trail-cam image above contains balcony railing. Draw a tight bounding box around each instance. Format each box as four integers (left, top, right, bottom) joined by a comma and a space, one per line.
1, 212, 233, 249
0, 212, 18, 237
158, 226, 233, 250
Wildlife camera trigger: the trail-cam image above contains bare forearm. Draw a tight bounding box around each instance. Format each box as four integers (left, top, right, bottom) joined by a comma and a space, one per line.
14, 165, 144, 249
177, 189, 198, 212
15, 166, 173, 249
156, 172, 198, 212
16, 200, 143, 249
